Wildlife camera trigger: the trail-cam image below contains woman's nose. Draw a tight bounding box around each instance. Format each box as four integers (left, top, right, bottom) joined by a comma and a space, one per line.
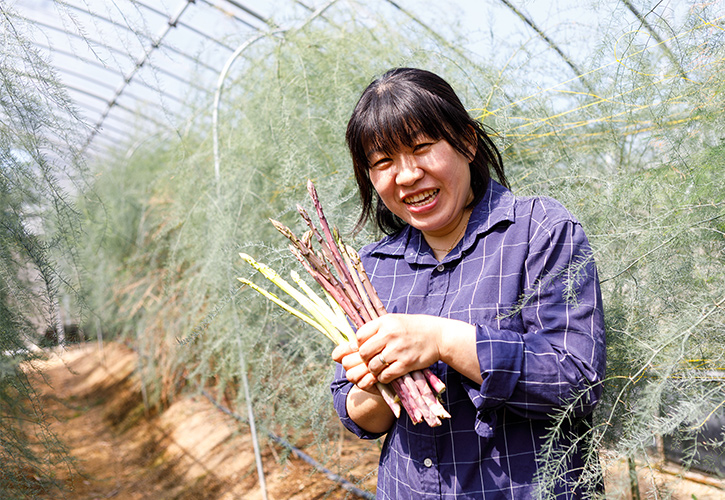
395, 155, 423, 185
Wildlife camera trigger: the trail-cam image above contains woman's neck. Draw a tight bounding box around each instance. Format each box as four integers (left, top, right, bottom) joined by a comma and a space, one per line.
424, 209, 472, 261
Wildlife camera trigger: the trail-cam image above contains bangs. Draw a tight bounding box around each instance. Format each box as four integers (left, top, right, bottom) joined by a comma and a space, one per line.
355, 88, 453, 164
346, 67, 505, 235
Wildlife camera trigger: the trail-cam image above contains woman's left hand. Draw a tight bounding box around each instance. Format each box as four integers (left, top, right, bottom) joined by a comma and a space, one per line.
333, 313, 481, 391
354, 314, 446, 386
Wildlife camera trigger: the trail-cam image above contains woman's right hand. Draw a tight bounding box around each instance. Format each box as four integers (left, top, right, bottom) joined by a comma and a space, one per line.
331, 341, 380, 393
333, 341, 396, 433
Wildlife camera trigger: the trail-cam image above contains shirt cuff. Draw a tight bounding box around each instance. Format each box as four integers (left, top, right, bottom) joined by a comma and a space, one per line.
332, 378, 387, 440
461, 324, 524, 436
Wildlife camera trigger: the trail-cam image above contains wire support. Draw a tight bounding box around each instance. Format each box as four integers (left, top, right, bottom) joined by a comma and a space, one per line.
218, 0, 273, 27
29, 38, 208, 94
21, 10, 216, 80
495, 0, 596, 94
56, 65, 189, 107
131, 0, 240, 51
81, 0, 196, 153
198, 0, 268, 30
211, 0, 338, 197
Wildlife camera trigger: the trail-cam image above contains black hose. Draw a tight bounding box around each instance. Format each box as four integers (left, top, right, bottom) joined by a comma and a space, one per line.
200, 389, 375, 500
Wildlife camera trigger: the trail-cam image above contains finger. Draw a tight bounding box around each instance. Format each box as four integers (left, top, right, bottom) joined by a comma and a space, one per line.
376, 365, 403, 384
331, 341, 358, 363
358, 340, 387, 364
339, 352, 365, 372
369, 351, 393, 376
355, 316, 382, 345
357, 316, 400, 362
356, 372, 378, 391
345, 363, 374, 386
357, 328, 388, 363
376, 358, 404, 384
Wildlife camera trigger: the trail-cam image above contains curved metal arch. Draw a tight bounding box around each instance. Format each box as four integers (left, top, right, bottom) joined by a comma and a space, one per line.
211, 0, 339, 196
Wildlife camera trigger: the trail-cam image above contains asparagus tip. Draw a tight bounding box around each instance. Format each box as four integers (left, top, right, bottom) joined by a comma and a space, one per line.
307, 179, 319, 201
269, 218, 291, 235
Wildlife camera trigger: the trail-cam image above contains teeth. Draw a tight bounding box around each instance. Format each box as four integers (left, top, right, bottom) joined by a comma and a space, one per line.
404, 189, 438, 206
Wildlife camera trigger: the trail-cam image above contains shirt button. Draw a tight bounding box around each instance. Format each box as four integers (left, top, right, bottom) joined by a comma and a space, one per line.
423, 458, 433, 468
435, 264, 445, 272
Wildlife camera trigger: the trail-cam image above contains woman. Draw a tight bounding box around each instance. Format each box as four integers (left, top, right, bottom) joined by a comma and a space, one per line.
331, 68, 606, 499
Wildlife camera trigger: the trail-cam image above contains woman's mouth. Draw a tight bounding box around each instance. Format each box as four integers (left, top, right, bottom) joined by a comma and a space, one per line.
403, 189, 439, 207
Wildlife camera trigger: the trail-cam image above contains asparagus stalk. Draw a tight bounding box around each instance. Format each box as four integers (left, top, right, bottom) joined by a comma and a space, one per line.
423, 368, 447, 394
239, 254, 401, 418
239, 253, 346, 345
297, 205, 372, 324
411, 370, 451, 420
390, 378, 424, 424
290, 270, 355, 340
287, 244, 366, 327
344, 244, 387, 318
337, 231, 379, 320
306, 181, 365, 309
237, 277, 336, 341
259, 180, 449, 426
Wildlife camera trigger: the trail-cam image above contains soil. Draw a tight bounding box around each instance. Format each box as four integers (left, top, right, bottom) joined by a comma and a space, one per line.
27, 342, 378, 499
25, 342, 725, 500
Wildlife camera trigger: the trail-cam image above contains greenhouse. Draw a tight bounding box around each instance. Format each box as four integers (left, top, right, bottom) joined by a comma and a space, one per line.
2, 0, 724, 498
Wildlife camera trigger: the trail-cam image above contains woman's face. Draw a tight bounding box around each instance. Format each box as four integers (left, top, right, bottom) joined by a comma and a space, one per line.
367, 135, 474, 240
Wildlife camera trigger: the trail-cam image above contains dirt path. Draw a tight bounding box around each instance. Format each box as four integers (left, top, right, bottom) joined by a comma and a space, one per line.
29, 343, 378, 499
27, 342, 725, 500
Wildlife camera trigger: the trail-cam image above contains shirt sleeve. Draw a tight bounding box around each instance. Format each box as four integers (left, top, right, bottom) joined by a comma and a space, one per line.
330, 361, 388, 439
462, 216, 606, 423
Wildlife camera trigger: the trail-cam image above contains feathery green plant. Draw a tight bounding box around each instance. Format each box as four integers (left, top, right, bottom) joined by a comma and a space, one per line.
1, 4, 88, 497
69, 0, 725, 497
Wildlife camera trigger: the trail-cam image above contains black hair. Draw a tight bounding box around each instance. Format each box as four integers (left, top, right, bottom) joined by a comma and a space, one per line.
346, 67, 508, 235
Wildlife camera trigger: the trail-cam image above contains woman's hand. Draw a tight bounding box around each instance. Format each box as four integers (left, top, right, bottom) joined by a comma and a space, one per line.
331, 314, 443, 391
331, 340, 380, 393
332, 314, 480, 433
333, 314, 481, 391
331, 339, 396, 433
355, 314, 445, 386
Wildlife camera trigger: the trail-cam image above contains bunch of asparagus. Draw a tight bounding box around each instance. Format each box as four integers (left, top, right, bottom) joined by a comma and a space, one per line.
239, 180, 450, 427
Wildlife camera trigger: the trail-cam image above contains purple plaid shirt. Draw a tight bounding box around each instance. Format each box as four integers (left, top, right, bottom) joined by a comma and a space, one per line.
331, 181, 606, 499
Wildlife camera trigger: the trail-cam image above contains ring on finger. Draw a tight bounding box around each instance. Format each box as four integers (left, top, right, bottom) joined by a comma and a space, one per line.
378, 353, 391, 367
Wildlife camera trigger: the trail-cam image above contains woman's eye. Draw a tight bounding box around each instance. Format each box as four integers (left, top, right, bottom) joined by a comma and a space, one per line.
371, 157, 392, 170
413, 142, 433, 153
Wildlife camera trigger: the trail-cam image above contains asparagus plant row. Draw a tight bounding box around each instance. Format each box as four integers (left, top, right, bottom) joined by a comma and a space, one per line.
263, 179, 450, 427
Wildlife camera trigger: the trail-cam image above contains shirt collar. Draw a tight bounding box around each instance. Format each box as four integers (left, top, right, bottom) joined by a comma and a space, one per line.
368, 180, 516, 265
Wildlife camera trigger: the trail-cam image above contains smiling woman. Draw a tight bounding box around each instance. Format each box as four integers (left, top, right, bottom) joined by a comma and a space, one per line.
346, 68, 507, 238
367, 137, 474, 260
331, 68, 607, 499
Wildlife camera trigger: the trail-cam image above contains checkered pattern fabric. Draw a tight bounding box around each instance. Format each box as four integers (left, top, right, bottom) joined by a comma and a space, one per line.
331, 181, 606, 499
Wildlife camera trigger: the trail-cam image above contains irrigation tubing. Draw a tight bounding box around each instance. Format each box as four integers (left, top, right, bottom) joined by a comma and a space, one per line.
200, 389, 375, 500
118, 340, 372, 498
